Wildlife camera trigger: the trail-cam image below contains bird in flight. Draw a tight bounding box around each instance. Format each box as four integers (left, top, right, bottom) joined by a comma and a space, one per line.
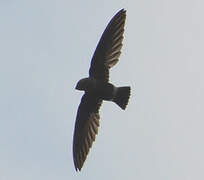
73, 9, 130, 171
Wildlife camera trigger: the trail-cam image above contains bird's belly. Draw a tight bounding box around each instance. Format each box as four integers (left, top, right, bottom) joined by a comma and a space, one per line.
95, 83, 114, 101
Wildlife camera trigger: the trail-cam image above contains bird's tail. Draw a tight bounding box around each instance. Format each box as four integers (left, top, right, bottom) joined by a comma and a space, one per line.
113, 86, 130, 110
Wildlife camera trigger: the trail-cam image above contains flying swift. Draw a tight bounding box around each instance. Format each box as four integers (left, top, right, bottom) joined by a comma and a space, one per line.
73, 9, 130, 171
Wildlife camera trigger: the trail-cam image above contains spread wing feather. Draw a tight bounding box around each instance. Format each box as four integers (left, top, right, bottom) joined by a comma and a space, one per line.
89, 9, 126, 82
73, 93, 102, 171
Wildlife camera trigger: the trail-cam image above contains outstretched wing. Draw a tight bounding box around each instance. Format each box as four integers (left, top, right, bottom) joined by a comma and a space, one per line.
73, 93, 102, 171
89, 9, 126, 82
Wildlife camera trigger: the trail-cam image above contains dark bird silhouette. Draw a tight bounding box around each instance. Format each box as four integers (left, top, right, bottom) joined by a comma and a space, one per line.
73, 9, 130, 171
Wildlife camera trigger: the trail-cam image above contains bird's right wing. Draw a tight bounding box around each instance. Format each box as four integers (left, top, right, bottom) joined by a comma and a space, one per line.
89, 9, 126, 82
73, 93, 102, 171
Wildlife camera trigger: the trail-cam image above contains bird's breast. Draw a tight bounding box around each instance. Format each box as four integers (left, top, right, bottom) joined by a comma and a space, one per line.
95, 82, 115, 101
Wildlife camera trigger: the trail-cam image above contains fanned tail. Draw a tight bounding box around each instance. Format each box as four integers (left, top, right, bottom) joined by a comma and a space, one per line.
113, 86, 130, 110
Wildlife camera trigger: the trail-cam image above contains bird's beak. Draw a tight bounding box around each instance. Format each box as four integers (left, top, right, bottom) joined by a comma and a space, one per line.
75, 84, 79, 90
75, 83, 82, 90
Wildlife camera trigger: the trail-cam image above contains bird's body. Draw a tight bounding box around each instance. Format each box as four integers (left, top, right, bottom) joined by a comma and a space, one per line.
76, 77, 115, 101
73, 9, 131, 171
76, 77, 130, 108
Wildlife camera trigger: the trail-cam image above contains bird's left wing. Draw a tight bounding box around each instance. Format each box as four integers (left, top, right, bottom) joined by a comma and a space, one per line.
89, 9, 126, 82
73, 93, 102, 171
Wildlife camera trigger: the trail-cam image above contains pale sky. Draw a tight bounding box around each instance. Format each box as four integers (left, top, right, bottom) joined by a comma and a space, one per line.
1, 0, 204, 179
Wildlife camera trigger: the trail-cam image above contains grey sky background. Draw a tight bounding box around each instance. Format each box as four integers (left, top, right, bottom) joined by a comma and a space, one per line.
1, 0, 204, 179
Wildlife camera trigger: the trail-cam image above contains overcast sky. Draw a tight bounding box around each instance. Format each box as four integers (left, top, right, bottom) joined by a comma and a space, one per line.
1, 0, 204, 179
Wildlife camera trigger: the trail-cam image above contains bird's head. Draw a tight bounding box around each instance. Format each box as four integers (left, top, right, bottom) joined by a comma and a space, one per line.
75, 77, 96, 91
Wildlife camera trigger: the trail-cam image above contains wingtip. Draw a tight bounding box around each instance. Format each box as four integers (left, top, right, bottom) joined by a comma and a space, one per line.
119, 8, 126, 13
116, 8, 126, 20
75, 167, 80, 172
113, 8, 126, 17
74, 161, 82, 172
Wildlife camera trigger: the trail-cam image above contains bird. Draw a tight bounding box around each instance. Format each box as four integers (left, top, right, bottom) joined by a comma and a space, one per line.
73, 9, 130, 171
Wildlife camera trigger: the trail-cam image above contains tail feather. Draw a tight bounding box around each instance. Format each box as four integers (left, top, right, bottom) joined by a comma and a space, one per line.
113, 86, 130, 110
